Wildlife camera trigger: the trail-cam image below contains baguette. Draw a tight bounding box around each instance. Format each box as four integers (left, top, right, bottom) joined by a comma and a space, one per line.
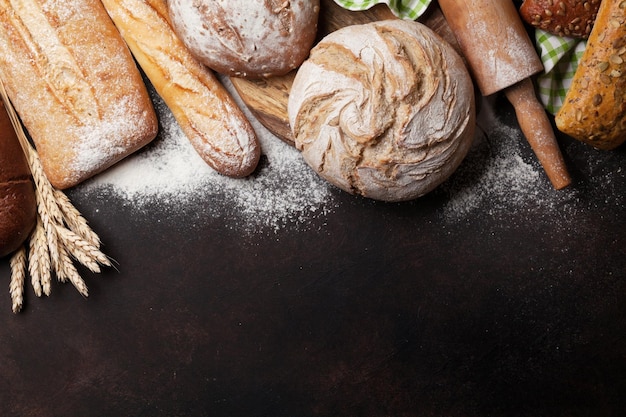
101, 0, 260, 177
0, 0, 158, 189
0, 101, 36, 258
555, 0, 626, 150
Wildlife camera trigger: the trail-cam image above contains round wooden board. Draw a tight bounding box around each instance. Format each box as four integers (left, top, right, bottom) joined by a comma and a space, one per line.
228, 0, 459, 145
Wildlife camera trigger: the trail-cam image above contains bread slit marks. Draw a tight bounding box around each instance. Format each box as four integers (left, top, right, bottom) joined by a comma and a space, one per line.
3, 0, 100, 124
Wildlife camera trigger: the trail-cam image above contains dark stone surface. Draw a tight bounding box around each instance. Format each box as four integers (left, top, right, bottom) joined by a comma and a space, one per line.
0, 93, 624, 417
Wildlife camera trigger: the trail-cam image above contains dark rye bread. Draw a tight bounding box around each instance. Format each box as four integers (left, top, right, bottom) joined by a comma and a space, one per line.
0, 102, 36, 258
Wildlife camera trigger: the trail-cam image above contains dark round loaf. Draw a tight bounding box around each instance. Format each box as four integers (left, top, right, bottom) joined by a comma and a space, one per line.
519, 0, 601, 39
167, 0, 320, 79
0, 102, 36, 258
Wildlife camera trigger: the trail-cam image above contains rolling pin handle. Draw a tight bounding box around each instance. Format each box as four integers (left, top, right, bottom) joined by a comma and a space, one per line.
504, 78, 572, 190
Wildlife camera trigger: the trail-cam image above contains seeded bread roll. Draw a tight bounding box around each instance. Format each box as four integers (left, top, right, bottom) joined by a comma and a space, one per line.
0, 0, 158, 189
288, 20, 476, 202
0, 102, 36, 258
519, 0, 601, 39
555, 0, 626, 150
101, 0, 260, 177
167, 0, 320, 79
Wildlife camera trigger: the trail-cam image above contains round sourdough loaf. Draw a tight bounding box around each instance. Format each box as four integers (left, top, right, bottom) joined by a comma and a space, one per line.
167, 0, 320, 79
288, 20, 476, 202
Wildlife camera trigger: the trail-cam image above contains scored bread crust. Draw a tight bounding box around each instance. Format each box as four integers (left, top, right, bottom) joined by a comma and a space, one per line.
167, 0, 320, 79
0, 0, 158, 189
555, 0, 626, 150
101, 0, 261, 177
288, 20, 476, 202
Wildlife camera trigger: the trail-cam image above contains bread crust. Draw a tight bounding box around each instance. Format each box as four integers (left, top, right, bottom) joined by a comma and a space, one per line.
0, 0, 158, 189
167, 0, 320, 79
555, 0, 626, 150
101, 0, 260, 177
0, 102, 36, 258
288, 20, 476, 202
519, 0, 601, 39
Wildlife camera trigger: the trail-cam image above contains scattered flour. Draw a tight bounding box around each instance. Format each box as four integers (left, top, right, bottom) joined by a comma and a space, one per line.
78, 76, 335, 233
439, 96, 625, 225
76, 79, 624, 232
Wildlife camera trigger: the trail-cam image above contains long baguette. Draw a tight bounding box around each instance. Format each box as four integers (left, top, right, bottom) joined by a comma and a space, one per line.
100, 0, 261, 177
555, 0, 626, 150
0, 0, 159, 189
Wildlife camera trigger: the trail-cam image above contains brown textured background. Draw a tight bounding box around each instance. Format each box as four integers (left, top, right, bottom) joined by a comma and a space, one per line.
0, 91, 625, 417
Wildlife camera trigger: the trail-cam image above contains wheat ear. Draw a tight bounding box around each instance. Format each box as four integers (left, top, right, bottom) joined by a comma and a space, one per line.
9, 246, 27, 313
0, 79, 112, 312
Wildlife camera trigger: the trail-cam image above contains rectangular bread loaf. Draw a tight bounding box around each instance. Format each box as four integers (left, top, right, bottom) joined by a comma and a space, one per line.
555, 0, 626, 150
0, 0, 158, 189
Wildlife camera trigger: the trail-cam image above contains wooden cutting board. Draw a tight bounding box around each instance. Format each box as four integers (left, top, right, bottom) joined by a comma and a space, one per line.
228, 0, 459, 145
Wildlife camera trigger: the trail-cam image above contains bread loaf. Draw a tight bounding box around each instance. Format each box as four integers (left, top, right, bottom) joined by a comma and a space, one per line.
555, 0, 626, 150
0, 102, 36, 258
167, 0, 320, 79
519, 0, 601, 39
101, 0, 260, 177
288, 20, 476, 202
0, 0, 159, 189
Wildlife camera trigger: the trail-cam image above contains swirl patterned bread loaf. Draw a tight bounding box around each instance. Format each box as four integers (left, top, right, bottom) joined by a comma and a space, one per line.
167, 0, 320, 79
0, 102, 36, 258
0, 0, 158, 189
288, 20, 476, 202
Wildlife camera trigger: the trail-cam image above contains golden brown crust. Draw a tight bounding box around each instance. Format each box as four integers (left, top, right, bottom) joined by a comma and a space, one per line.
0, 0, 158, 189
519, 0, 601, 39
555, 0, 626, 150
0, 102, 36, 258
101, 0, 261, 177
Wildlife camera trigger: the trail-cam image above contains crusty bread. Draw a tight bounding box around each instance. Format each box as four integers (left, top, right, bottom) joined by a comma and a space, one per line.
288, 20, 476, 202
555, 0, 626, 150
101, 0, 260, 177
167, 0, 320, 79
0, 0, 158, 189
519, 0, 600, 39
0, 102, 36, 258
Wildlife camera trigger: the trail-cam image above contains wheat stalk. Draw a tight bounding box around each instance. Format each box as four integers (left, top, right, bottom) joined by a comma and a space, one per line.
29, 217, 52, 296
0, 79, 112, 313
9, 246, 27, 313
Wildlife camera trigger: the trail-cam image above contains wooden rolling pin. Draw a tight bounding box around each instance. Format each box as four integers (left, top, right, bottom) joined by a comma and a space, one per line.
438, 0, 571, 189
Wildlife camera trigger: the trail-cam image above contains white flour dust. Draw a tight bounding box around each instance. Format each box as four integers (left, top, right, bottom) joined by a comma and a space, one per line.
79, 77, 334, 232
438, 96, 625, 224
77, 82, 624, 231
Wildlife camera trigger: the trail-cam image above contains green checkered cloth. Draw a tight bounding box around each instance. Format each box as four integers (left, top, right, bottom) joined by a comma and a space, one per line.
534, 29, 586, 114
333, 0, 432, 20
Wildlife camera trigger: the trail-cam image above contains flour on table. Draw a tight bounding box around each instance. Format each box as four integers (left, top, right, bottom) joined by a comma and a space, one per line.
439, 96, 625, 225
78, 76, 334, 232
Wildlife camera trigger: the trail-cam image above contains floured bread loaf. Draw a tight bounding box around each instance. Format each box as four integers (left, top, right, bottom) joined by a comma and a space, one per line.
167, 0, 320, 79
0, 0, 158, 189
288, 20, 476, 202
